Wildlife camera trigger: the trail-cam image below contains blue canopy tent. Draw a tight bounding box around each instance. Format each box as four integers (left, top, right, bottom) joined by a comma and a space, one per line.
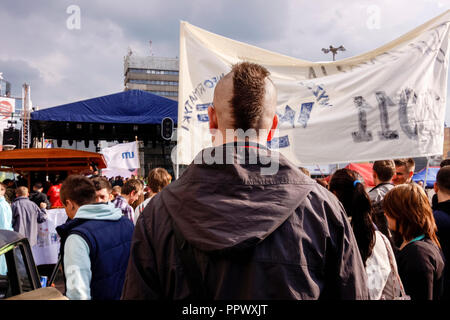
30, 90, 178, 146
412, 166, 440, 188
31, 89, 178, 124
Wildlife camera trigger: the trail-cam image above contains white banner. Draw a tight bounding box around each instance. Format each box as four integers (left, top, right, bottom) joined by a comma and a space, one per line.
0, 97, 16, 147
101, 167, 138, 179
32, 209, 68, 266
177, 11, 450, 166
0, 97, 15, 120
101, 141, 140, 169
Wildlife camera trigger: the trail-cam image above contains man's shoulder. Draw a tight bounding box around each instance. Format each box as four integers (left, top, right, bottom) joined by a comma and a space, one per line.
69, 217, 133, 236
433, 208, 450, 229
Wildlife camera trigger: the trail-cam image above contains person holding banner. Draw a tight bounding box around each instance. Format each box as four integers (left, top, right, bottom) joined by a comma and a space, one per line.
11, 186, 47, 247
29, 182, 51, 209
121, 62, 368, 300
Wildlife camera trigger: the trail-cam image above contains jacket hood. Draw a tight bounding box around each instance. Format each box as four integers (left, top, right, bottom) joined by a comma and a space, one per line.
157, 142, 317, 253
75, 202, 123, 221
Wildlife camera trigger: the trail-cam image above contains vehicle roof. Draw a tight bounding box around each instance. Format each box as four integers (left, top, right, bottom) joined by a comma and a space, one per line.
0, 230, 25, 249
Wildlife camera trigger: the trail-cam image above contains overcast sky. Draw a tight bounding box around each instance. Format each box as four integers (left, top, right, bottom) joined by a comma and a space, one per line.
1, 0, 450, 120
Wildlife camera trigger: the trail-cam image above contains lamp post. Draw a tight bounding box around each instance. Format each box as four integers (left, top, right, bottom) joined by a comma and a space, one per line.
321, 45, 346, 61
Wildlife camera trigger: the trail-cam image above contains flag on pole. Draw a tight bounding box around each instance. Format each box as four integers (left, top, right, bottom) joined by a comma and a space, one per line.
101, 141, 140, 169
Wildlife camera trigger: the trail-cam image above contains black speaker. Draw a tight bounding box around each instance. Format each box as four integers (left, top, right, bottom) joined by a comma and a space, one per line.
2, 127, 21, 149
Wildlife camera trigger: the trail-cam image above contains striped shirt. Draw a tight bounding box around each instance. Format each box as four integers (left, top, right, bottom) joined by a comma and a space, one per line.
112, 195, 134, 223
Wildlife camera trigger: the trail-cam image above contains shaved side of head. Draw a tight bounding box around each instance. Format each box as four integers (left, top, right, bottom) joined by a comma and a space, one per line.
212, 62, 277, 137
212, 71, 235, 130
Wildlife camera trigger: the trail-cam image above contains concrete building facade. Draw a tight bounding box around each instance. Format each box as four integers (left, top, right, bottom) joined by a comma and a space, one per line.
124, 54, 179, 101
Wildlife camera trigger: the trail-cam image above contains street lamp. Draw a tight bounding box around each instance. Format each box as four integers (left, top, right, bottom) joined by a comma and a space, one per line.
321, 45, 346, 61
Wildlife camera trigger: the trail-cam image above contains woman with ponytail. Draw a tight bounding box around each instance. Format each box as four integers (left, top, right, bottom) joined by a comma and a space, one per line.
329, 168, 405, 300
383, 183, 444, 300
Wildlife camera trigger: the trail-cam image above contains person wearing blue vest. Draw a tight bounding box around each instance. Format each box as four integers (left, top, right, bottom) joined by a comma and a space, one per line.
56, 175, 134, 300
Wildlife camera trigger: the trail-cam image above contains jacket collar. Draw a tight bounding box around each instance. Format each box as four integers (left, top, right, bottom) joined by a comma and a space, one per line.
369, 182, 394, 193
14, 196, 28, 201
56, 218, 88, 240
434, 200, 450, 214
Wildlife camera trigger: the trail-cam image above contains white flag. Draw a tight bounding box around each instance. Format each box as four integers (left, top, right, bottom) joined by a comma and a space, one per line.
101, 141, 140, 169
177, 11, 450, 166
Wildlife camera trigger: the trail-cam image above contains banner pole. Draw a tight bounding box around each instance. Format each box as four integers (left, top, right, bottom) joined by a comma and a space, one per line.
423, 157, 430, 189
316, 164, 325, 178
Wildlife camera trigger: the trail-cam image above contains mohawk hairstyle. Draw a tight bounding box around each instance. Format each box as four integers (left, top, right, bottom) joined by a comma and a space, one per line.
230, 62, 271, 131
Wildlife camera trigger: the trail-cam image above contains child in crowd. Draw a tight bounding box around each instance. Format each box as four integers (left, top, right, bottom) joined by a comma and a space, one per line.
56, 175, 134, 300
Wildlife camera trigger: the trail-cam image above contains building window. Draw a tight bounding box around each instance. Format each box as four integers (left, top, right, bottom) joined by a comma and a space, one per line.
148, 90, 178, 97
128, 79, 178, 86
128, 68, 179, 76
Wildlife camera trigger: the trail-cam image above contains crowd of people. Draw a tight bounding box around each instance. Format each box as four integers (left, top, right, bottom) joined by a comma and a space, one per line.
0, 62, 449, 300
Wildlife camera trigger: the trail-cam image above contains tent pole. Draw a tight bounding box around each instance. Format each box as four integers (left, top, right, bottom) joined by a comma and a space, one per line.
423, 157, 430, 189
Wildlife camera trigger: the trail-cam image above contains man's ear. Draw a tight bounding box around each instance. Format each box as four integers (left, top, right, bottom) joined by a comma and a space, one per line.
208, 105, 218, 130
408, 171, 414, 179
434, 182, 439, 194
109, 193, 114, 201
267, 114, 278, 142
64, 199, 72, 209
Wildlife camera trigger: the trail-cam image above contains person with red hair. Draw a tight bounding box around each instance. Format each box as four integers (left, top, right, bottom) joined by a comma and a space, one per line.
383, 183, 445, 300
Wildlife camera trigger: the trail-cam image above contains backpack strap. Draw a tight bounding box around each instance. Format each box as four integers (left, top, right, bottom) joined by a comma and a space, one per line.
171, 220, 210, 299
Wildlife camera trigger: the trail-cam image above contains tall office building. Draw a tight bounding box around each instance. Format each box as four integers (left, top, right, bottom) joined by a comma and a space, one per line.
124, 53, 179, 101
0, 76, 11, 97
123, 51, 179, 177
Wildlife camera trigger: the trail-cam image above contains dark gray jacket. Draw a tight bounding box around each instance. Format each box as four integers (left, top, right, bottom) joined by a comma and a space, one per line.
368, 183, 395, 240
121, 142, 369, 300
11, 196, 47, 247
29, 191, 51, 209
